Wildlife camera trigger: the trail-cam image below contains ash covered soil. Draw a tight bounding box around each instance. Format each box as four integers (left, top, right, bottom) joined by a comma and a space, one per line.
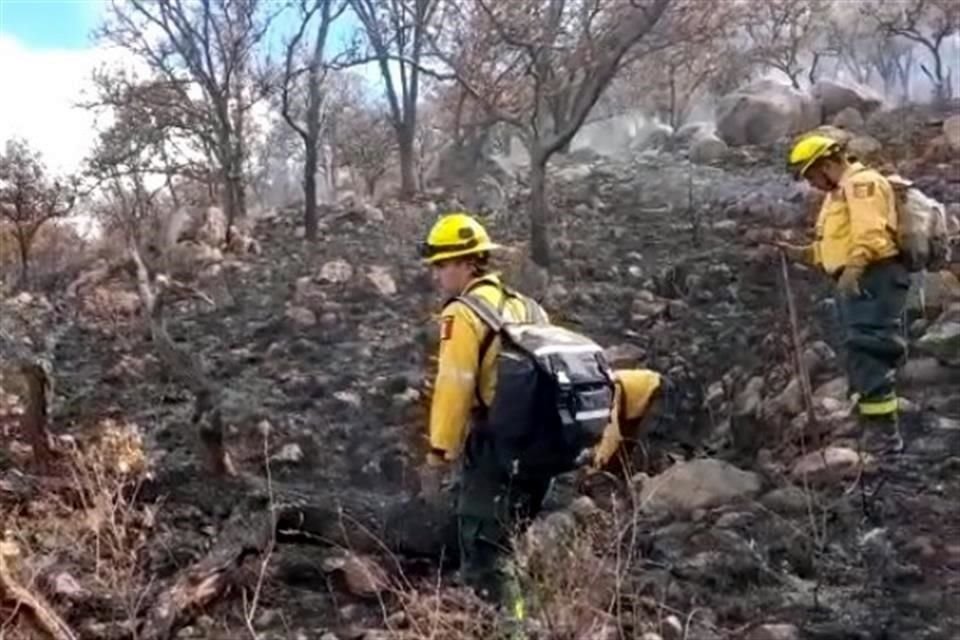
1, 104, 959, 640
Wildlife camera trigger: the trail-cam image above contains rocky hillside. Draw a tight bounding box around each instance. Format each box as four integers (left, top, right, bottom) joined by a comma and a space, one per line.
1, 102, 959, 640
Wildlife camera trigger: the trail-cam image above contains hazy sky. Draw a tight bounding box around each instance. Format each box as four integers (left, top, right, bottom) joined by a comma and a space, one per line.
0, 0, 375, 175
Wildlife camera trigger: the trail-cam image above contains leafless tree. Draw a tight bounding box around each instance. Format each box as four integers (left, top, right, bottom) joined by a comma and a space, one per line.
0, 139, 77, 289
98, 0, 278, 242
430, 0, 682, 267
742, 0, 833, 90
867, 0, 959, 103
631, 25, 738, 130
348, 0, 439, 199
280, 0, 349, 241
867, 34, 916, 104
335, 104, 397, 196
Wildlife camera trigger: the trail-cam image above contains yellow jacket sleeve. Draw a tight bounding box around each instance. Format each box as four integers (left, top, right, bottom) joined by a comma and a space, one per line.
841, 174, 895, 268
592, 369, 662, 469
428, 302, 483, 461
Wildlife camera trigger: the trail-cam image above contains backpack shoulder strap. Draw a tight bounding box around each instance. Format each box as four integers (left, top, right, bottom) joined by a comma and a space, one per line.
455, 292, 504, 333
453, 293, 503, 410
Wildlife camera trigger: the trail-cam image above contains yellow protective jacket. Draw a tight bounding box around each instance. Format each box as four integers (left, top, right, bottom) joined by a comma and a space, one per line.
592, 369, 663, 470
811, 162, 899, 275
427, 274, 548, 463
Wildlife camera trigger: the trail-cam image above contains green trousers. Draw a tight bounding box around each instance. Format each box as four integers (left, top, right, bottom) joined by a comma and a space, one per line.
837, 259, 909, 416
456, 432, 551, 605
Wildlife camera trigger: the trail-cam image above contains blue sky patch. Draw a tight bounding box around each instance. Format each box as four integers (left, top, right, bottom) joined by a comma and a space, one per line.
0, 0, 102, 50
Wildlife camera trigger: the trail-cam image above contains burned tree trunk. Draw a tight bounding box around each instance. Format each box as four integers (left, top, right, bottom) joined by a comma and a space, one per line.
18, 362, 54, 470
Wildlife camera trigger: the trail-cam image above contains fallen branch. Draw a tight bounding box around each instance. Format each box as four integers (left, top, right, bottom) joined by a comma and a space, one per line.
140, 472, 458, 639
0, 549, 77, 640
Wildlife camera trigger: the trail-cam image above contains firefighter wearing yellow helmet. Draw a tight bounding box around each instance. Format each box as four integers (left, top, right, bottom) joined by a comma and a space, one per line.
778, 133, 908, 448
419, 212, 671, 621
419, 211, 549, 613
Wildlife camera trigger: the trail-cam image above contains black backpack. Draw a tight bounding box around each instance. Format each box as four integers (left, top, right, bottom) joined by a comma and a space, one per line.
456, 285, 616, 477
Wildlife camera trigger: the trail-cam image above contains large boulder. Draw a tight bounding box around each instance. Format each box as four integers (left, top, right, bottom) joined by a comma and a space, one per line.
944, 114, 960, 152
845, 135, 883, 160
811, 80, 883, 120
716, 80, 822, 146
638, 458, 762, 517
916, 304, 960, 366
689, 134, 729, 165
830, 106, 865, 130
791, 446, 867, 486
906, 271, 960, 316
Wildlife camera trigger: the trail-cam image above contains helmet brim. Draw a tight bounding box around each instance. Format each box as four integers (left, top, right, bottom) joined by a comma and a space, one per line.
423, 242, 502, 265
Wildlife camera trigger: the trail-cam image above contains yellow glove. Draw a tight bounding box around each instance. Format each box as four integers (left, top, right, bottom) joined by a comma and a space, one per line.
836, 265, 864, 297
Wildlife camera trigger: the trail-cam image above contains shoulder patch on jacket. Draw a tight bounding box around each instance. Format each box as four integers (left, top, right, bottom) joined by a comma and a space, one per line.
440, 315, 454, 340
852, 182, 875, 199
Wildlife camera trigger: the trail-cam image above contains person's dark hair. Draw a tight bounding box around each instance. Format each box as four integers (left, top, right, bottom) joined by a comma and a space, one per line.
472, 252, 490, 275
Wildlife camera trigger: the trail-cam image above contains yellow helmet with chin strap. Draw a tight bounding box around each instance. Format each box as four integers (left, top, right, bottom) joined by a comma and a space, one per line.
420, 212, 501, 264
788, 133, 842, 178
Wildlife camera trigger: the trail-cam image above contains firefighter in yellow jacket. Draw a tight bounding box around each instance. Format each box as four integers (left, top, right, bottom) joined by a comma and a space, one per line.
420, 212, 550, 609
421, 212, 671, 611
592, 369, 667, 475
777, 134, 909, 443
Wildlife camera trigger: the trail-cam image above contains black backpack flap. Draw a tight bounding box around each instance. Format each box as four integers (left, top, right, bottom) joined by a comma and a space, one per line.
482, 347, 543, 442
454, 291, 616, 476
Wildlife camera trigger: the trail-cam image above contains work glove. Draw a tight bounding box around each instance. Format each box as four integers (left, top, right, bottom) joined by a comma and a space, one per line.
836, 264, 865, 297
772, 241, 813, 264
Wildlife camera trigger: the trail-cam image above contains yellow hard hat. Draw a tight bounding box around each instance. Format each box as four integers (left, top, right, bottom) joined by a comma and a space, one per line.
420, 212, 501, 264
788, 133, 841, 178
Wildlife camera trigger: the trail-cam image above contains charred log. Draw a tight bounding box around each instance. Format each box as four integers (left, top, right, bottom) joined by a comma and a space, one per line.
140, 472, 458, 639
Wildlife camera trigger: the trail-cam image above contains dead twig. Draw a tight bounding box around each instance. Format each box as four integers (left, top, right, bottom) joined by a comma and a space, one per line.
242, 431, 276, 639
0, 548, 77, 640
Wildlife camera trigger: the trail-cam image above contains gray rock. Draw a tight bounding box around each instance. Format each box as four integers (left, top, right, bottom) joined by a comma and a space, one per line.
916, 304, 960, 366
906, 271, 960, 316
272, 443, 304, 464
746, 624, 801, 640
791, 446, 868, 486
812, 80, 882, 119
760, 486, 809, 515
639, 458, 762, 517
319, 259, 354, 284
942, 114, 960, 151
604, 343, 646, 368
830, 106, 865, 130
366, 266, 397, 296
846, 135, 882, 159
716, 80, 821, 146
689, 134, 729, 165
734, 376, 765, 417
